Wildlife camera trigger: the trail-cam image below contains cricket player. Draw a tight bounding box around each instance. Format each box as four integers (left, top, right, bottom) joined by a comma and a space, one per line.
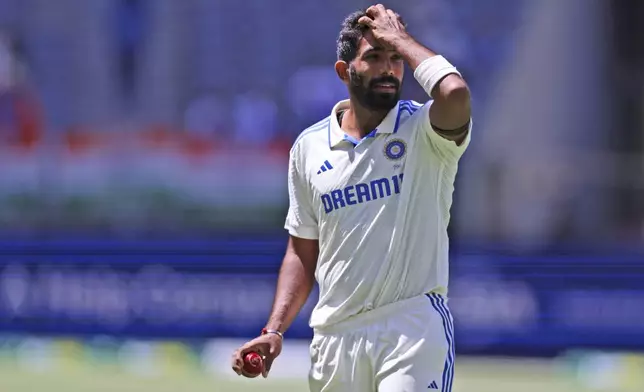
232, 5, 471, 391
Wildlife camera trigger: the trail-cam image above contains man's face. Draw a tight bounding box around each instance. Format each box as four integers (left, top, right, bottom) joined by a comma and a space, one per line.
348, 36, 404, 111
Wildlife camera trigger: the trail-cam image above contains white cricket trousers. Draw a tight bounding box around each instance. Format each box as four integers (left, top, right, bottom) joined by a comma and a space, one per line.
308, 293, 455, 392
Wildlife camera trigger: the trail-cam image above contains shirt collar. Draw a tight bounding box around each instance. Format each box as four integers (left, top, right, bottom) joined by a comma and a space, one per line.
328, 99, 402, 149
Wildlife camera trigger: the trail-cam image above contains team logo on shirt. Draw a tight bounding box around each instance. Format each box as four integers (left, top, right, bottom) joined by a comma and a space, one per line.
384, 139, 406, 160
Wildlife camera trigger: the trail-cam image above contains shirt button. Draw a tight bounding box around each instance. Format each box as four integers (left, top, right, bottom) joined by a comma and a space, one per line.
366, 303, 373, 311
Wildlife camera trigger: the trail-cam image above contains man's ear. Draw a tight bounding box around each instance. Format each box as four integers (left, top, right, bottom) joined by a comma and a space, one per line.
335, 61, 350, 84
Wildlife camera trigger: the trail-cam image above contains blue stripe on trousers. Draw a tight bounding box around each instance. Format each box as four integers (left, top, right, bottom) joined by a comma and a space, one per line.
427, 293, 455, 392
437, 294, 455, 392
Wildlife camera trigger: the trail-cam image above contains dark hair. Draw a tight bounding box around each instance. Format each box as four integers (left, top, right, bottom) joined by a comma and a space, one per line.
336, 10, 368, 63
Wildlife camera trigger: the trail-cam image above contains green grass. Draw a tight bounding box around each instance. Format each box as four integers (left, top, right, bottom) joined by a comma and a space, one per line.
0, 366, 304, 392
0, 356, 640, 392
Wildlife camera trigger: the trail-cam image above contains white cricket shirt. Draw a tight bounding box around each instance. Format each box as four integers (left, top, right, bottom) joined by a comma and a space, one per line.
285, 99, 471, 329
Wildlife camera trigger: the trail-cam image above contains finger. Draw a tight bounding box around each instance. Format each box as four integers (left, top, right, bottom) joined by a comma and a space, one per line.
394, 12, 404, 25
375, 4, 387, 15
232, 364, 242, 375
365, 5, 379, 18
357, 16, 374, 28
386, 9, 397, 20
262, 356, 274, 378
362, 29, 379, 47
231, 351, 243, 375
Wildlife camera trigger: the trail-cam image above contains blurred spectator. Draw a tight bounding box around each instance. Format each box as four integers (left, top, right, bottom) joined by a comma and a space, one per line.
0, 32, 42, 149
232, 91, 278, 147
183, 92, 228, 138
116, 0, 145, 103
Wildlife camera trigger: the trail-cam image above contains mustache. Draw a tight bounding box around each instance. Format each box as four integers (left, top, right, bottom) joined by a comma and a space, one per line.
369, 76, 400, 89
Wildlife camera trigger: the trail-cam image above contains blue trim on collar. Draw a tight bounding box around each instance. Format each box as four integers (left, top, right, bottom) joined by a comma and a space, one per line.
341, 129, 378, 147
393, 100, 422, 133
393, 101, 405, 134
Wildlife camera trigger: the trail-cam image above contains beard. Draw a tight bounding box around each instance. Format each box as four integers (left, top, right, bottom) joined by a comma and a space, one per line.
349, 67, 401, 111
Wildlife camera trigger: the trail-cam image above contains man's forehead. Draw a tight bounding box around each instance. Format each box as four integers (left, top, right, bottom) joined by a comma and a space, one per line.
357, 37, 394, 55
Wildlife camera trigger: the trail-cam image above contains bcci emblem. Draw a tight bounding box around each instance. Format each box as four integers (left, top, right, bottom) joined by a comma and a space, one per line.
384, 139, 406, 160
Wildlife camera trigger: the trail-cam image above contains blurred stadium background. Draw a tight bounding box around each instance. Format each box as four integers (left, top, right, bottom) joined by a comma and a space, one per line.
0, 0, 643, 391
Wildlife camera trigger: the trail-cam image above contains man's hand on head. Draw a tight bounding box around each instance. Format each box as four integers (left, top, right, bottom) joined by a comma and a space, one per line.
358, 4, 409, 49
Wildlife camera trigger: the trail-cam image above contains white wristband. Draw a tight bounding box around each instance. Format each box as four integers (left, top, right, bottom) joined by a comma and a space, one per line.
413, 55, 461, 98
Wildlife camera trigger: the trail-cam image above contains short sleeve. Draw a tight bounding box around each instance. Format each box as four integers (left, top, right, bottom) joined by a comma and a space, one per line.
284, 147, 319, 240
416, 101, 472, 163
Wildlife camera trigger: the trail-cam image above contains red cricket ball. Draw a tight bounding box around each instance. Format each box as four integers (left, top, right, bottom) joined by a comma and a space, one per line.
242, 351, 264, 378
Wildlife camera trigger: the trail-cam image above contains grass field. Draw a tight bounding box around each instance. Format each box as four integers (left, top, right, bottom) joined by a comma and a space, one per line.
0, 356, 641, 392
0, 336, 642, 392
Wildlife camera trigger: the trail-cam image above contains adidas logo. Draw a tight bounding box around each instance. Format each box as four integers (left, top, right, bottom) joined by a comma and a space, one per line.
428, 381, 438, 389
317, 160, 333, 175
